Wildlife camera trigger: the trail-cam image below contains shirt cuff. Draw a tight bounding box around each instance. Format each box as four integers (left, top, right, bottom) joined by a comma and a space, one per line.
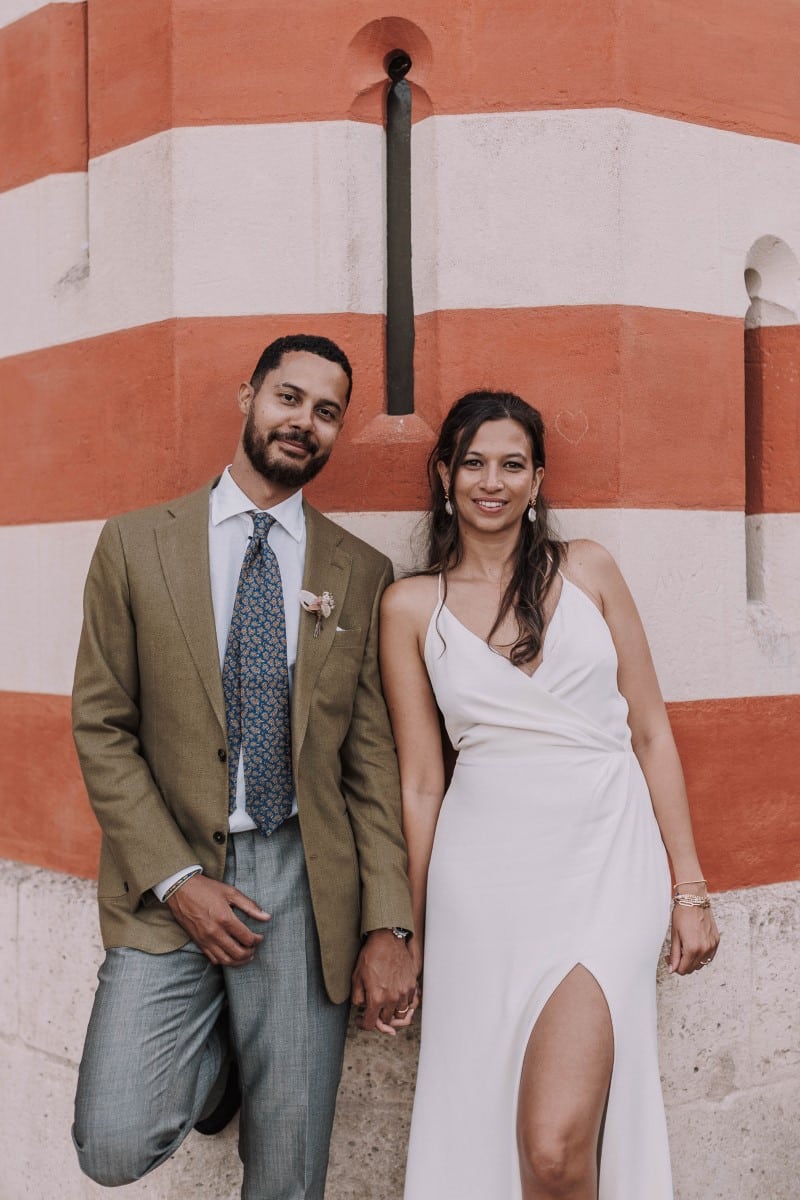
152, 865, 203, 903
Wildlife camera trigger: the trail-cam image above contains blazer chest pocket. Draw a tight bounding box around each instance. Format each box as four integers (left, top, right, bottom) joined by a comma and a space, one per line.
320, 627, 364, 689
331, 627, 363, 648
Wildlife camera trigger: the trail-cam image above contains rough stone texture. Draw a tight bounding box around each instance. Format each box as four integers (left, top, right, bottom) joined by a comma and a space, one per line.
749, 882, 800, 1084
0, 860, 31, 1040
327, 1021, 419, 1199
1, 863, 799, 1199
657, 892, 752, 1106
668, 1080, 800, 1200
17, 867, 105, 1062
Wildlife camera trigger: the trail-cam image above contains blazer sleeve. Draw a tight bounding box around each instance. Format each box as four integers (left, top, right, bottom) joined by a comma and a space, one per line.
72, 519, 200, 907
339, 559, 415, 936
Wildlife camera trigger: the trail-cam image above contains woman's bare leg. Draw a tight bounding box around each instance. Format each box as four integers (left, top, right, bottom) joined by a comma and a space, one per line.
517, 966, 614, 1200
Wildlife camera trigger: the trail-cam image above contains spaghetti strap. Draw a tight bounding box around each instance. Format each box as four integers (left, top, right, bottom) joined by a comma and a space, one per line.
436, 572, 444, 601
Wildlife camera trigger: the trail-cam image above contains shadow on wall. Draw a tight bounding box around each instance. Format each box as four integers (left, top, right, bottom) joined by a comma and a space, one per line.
743, 235, 800, 603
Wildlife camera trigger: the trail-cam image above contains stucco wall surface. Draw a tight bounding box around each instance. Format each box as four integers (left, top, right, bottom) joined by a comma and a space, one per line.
1, 860, 797, 1200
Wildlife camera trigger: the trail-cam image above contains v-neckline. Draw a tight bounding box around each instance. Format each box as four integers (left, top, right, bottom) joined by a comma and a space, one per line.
441, 576, 568, 682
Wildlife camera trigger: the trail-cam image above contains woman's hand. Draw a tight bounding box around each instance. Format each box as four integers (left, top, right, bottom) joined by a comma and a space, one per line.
386, 935, 424, 1029
667, 904, 720, 976
408, 933, 423, 981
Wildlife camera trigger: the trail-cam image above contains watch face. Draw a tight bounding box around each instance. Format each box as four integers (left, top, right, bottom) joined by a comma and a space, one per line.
391, 927, 411, 939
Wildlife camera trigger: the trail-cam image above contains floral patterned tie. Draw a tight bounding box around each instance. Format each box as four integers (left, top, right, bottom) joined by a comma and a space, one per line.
222, 511, 293, 836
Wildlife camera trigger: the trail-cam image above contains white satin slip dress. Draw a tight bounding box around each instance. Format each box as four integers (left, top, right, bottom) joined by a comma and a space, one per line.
403, 574, 673, 1200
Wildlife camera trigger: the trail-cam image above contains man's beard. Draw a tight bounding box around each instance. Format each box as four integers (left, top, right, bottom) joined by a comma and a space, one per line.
242, 409, 331, 488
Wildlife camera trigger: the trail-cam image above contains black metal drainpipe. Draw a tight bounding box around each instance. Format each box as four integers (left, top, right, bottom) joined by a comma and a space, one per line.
385, 50, 414, 416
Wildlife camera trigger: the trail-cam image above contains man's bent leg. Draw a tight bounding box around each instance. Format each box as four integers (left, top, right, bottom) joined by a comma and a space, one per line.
225, 823, 350, 1200
73, 942, 226, 1186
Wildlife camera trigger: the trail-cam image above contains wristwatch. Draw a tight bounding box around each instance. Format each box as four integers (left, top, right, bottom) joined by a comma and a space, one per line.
390, 927, 411, 941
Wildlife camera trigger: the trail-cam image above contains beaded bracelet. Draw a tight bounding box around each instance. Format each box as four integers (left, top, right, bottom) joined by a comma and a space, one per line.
672, 893, 711, 909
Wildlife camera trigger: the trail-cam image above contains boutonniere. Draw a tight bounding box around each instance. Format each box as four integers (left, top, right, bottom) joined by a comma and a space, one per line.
299, 589, 336, 638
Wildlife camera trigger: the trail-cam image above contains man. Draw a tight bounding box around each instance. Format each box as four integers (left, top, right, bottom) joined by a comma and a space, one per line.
71, 334, 417, 1199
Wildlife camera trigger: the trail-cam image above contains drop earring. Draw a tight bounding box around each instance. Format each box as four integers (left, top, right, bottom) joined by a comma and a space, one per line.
527, 498, 537, 523
444, 492, 454, 517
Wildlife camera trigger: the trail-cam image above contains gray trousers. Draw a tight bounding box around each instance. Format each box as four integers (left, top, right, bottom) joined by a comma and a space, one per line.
73, 820, 350, 1199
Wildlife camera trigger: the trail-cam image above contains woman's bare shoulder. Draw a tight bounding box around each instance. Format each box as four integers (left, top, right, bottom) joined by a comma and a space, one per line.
561, 539, 622, 606
562, 538, 616, 571
381, 573, 441, 621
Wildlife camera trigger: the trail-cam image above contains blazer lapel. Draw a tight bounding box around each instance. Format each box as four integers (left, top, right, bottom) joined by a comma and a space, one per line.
292, 502, 352, 765
156, 482, 226, 733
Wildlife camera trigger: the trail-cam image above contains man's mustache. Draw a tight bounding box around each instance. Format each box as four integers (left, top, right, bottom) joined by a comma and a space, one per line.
268, 430, 319, 455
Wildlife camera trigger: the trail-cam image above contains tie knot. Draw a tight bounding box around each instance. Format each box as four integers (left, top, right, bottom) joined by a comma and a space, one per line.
250, 511, 276, 542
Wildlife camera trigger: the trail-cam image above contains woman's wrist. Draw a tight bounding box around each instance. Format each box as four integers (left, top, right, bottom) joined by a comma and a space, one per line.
672, 877, 708, 897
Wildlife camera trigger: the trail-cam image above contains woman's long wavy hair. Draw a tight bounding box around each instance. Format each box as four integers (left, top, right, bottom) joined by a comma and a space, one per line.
425, 390, 564, 668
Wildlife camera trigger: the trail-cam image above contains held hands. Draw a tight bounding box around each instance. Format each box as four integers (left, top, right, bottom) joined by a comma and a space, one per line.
166, 874, 270, 966
351, 929, 419, 1036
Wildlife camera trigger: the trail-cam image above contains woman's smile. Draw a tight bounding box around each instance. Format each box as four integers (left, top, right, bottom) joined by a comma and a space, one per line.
472, 498, 508, 513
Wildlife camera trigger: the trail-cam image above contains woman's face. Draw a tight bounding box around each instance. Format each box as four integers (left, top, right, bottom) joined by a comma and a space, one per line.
438, 417, 544, 535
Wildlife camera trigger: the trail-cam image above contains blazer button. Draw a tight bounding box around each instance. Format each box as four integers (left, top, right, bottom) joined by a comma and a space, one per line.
217, 748, 227, 762
123, 881, 129, 892
213, 830, 226, 844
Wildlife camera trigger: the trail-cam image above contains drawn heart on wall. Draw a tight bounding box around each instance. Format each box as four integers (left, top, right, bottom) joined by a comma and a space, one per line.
554, 409, 589, 445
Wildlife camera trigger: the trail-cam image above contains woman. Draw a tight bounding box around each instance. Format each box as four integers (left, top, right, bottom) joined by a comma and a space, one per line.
380, 391, 719, 1200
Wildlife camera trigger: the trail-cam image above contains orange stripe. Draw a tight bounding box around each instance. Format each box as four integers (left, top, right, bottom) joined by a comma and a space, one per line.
745, 325, 800, 515
0, 3, 87, 194
419, 307, 745, 512
1, 690, 797, 890
87, 0, 170, 161
0, 307, 745, 525
667, 696, 800, 892
82, 0, 800, 160
0, 692, 99, 878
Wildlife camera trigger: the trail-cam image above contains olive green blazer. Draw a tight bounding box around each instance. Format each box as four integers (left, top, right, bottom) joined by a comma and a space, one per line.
72, 481, 413, 1003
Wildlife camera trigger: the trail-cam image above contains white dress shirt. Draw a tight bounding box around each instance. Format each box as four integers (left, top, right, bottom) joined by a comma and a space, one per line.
153, 468, 306, 900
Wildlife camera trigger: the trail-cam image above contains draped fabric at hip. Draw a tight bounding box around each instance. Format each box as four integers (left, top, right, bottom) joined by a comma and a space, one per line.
222, 511, 293, 837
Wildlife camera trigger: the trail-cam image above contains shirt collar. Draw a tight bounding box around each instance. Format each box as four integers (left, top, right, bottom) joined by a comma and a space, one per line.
211, 467, 305, 543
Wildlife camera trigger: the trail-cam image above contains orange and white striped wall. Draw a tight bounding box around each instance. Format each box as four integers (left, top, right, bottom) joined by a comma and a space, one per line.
1, 4, 799, 1197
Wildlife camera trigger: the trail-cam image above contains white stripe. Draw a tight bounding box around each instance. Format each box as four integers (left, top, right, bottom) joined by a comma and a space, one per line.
411, 109, 800, 316
0, 519, 103, 696
0, 0, 79, 31
0, 172, 90, 360
0, 122, 384, 358
5, 111, 800, 358
2, 510, 798, 701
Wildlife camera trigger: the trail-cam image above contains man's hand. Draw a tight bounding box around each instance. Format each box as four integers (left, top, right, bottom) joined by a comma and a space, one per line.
166, 874, 270, 966
351, 929, 418, 1036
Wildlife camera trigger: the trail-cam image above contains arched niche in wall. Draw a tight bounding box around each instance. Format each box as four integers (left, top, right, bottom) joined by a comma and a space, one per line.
744, 236, 800, 330
743, 236, 800, 600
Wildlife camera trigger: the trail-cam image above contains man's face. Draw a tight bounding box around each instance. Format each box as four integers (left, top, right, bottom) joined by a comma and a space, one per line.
238, 351, 349, 488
